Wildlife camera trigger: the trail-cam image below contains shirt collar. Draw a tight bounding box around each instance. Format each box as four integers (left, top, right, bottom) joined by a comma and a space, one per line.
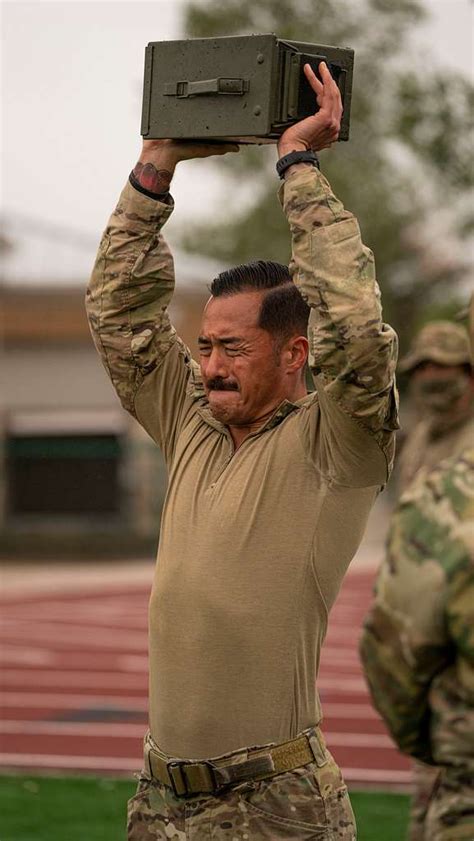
195, 392, 317, 436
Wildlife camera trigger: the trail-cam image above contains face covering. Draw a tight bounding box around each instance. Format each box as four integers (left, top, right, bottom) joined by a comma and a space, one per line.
411, 371, 472, 433
412, 372, 469, 411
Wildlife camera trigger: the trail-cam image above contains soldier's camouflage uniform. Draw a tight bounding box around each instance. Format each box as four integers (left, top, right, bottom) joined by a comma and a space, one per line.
397, 321, 473, 494
87, 166, 399, 840
360, 449, 474, 840
394, 320, 474, 839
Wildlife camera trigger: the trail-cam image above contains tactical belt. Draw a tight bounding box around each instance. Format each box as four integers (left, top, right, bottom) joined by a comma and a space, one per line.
143, 726, 328, 798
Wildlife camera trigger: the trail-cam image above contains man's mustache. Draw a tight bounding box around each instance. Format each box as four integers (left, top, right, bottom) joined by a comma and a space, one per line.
206, 377, 239, 391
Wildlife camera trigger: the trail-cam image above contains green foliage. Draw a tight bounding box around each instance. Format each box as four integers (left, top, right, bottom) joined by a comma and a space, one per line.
179, 0, 473, 353
395, 72, 474, 190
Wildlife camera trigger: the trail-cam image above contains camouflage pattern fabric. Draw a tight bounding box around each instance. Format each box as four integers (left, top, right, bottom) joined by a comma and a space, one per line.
408, 762, 441, 841
280, 170, 399, 470
128, 753, 356, 840
425, 767, 474, 840
399, 321, 471, 374
85, 189, 177, 415
397, 413, 474, 495
359, 448, 474, 838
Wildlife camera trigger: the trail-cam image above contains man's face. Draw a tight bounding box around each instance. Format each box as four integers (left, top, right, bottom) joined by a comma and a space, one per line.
410, 361, 473, 413
198, 291, 288, 427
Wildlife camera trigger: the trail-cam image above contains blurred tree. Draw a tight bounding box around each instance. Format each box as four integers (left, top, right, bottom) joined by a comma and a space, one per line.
179, 0, 473, 351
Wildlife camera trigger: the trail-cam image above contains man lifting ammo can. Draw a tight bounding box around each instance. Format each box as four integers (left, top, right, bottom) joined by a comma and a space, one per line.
86, 60, 398, 840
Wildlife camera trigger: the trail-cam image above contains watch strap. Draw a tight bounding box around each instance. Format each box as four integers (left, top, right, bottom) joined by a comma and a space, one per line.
276, 150, 320, 179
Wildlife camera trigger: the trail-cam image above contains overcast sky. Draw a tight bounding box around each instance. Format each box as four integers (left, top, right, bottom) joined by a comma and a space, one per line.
2, 0, 473, 282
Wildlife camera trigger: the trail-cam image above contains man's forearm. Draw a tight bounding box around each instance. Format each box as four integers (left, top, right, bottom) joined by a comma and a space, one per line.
132, 161, 174, 196
131, 140, 180, 195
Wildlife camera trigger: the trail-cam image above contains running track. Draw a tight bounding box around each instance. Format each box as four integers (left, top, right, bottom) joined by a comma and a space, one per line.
0, 568, 411, 787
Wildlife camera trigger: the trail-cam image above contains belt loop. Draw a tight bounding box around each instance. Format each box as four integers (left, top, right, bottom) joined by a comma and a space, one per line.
308, 728, 328, 768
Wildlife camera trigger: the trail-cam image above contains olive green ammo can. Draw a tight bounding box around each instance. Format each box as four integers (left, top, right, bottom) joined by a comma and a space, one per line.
141, 34, 354, 143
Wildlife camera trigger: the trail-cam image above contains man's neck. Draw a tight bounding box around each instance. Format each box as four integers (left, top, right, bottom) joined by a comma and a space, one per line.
229, 383, 308, 449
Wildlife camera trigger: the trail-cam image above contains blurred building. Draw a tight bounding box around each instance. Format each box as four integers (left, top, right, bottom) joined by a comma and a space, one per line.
0, 216, 224, 557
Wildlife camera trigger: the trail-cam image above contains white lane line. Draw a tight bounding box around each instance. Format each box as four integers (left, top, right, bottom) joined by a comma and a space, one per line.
0, 587, 151, 604
2, 670, 147, 689
1, 672, 366, 693
0, 692, 379, 717
0, 753, 140, 771
0, 691, 148, 710
0, 754, 412, 785
326, 732, 394, 748
0, 721, 394, 749
0, 721, 145, 737
1, 692, 380, 722
1, 598, 147, 611
321, 703, 380, 719
342, 767, 413, 784
318, 676, 367, 692
119, 655, 149, 672
0, 652, 361, 672
1, 611, 148, 630
0, 648, 56, 666
320, 649, 362, 663
0, 623, 147, 650
0, 596, 145, 609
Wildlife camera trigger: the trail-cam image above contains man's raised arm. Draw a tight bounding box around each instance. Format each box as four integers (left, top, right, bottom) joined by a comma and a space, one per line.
278, 63, 399, 483
86, 140, 237, 449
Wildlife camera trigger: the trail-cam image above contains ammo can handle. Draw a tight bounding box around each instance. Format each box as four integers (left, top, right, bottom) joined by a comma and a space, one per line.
163, 78, 250, 98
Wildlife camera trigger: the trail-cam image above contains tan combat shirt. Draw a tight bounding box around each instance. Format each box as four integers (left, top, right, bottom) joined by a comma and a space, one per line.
87, 167, 399, 760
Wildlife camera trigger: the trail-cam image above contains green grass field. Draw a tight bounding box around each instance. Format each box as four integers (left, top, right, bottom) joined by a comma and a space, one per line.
0, 775, 409, 840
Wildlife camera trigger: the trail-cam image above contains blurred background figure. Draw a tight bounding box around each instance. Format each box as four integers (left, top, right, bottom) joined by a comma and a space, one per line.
397, 321, 474, 492
360, 299, 474, 841
394, 319, 473, 838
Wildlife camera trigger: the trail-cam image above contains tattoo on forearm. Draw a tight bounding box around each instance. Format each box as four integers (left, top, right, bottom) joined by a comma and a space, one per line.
133, 162, 172, 194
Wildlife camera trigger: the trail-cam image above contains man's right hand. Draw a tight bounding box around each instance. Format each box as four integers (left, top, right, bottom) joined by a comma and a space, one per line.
133, 138, 239, 195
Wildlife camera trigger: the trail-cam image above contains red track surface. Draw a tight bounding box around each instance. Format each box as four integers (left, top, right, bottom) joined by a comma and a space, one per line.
0, 568, 411, 787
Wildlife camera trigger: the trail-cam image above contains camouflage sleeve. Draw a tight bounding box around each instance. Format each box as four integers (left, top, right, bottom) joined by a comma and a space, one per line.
359, 451, 474, 765
86, 181, 199, 454
280, 167, 399, 482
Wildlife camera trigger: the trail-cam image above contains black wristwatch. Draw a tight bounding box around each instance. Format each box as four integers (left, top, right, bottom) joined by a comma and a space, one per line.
276, 150, 320, 179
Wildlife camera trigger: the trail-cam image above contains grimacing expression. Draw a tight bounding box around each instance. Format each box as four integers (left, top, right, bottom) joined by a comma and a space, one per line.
198, 291, 292, 427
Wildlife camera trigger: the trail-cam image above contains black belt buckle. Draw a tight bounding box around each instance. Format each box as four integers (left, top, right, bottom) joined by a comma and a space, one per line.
167, 759, 218, 798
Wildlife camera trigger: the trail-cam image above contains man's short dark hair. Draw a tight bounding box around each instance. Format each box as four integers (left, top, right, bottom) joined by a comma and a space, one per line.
210, 260, 310, 344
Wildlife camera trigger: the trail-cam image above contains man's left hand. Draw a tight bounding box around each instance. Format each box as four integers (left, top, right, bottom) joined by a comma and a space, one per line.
278, 62, 342, 157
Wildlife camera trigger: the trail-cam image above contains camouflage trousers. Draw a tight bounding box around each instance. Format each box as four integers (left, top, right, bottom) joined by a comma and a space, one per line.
424, 767, 474, 841
408, 761, 474, 841
408, 760, 441, 841
127, 749, 356, 839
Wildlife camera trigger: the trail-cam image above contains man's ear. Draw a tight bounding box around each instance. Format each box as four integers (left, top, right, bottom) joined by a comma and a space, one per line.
284, 336, 309, 373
